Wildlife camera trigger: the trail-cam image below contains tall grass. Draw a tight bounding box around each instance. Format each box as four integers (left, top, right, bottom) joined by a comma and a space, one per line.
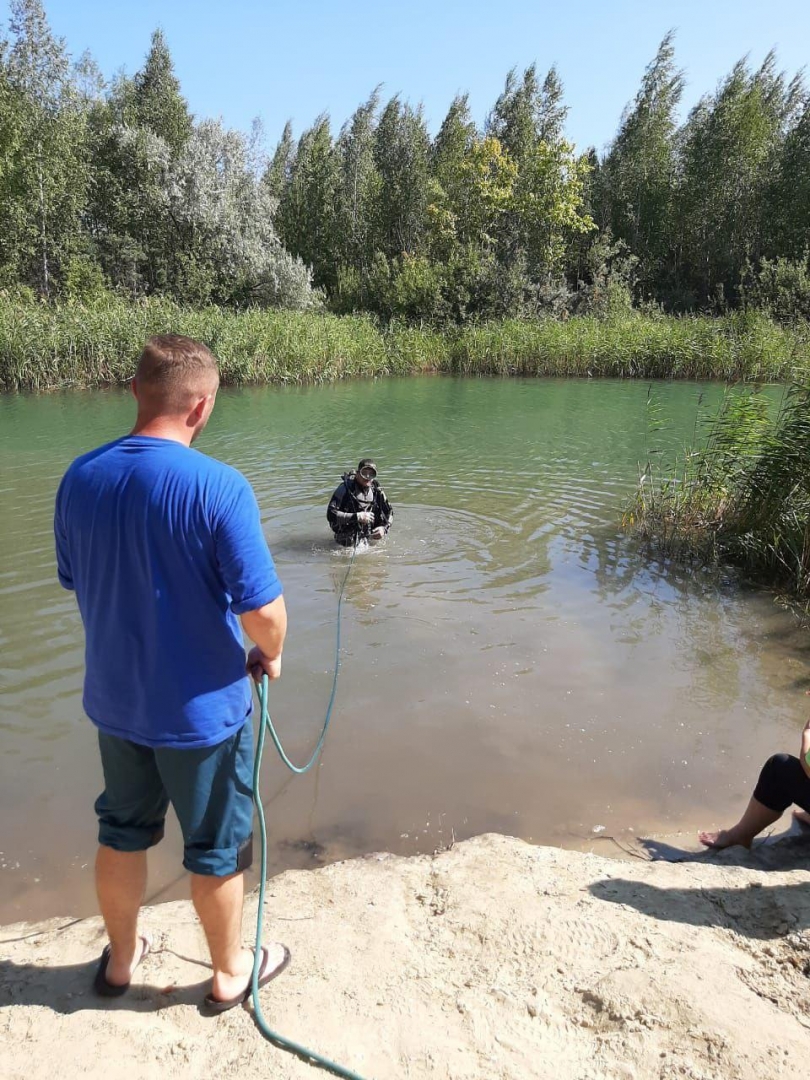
627, 382, 810, 610
448, 312, 809, 380
0, 300, 393, 391
1, 296, 808, 392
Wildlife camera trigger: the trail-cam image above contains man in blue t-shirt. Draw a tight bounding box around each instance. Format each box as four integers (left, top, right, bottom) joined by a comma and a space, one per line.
55, 334, 290, 1011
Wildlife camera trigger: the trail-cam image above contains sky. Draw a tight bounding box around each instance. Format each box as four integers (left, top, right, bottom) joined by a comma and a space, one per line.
12, 0, 810, 155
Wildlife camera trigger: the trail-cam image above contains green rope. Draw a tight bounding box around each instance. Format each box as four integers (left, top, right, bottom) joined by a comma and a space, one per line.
250, 544, 371, 1080
257, 543, 354, 774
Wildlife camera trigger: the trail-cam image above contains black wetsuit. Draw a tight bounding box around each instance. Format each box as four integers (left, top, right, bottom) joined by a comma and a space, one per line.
327, 472, 393, 546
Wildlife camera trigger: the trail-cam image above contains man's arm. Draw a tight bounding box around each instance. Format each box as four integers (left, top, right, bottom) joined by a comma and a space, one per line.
375, 487, 393, 530
327, 483, 359, 528
54, 479, 75, 590
214, 473, 286, 679
241, 594, 287, 682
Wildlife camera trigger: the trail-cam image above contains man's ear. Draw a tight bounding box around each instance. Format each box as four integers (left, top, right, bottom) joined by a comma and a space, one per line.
131, 377, 138, 400
191, 395, 208, 422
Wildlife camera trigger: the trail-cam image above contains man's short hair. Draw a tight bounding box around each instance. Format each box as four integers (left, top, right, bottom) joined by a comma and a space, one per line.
135, 335, 219, 413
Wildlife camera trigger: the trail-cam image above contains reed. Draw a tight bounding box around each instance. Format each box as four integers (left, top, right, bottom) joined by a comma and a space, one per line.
1, 297, 807, 392
627, 381, 810, 610
447, 311, 809, 380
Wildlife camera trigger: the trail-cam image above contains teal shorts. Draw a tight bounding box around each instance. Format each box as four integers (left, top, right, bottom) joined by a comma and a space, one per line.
94, 721, 255, 877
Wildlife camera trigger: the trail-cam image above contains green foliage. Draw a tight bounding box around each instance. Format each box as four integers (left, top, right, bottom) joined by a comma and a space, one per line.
676, 53, 803, 306
271, 65, 593, 323
1, 0, 89, 296
0, 3, 315, 310
432, 94, 476, 202
264, 119, 293, 200
571, 231, 638, 317
484, 63, 593, 285
372, 97, 431, 256
333, 90, 382, 276
166, 119, 317, 309
130, 29, 192, 153
487, 64, 568, 162
597, 33, 683, 297
629, 382, 810, 609
764, 101, 810, 260
61, 253, 109, 302
741, 255, 810, 322
1, 297, 806, 392
510, 136, 594, 279
275, 114, 339, 289
0, 8, 810, 325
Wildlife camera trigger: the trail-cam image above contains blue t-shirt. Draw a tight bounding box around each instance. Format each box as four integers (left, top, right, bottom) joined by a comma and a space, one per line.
54, 435, 283, 749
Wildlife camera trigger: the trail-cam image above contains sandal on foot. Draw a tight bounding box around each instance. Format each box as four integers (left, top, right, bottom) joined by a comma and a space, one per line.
93, 935, 151, 997
203, 944, 291, 1014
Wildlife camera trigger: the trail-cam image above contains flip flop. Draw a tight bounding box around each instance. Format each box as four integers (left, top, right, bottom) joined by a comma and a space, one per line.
93, 935, 151, 997
203, 944, 291, 1014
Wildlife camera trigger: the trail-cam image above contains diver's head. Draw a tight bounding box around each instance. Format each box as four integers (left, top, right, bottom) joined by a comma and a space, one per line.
355, 458, 377, 488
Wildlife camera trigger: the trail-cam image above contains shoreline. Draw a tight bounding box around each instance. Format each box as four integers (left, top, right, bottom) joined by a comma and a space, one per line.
2, 301, 807, 392
2, 832, 809, 1079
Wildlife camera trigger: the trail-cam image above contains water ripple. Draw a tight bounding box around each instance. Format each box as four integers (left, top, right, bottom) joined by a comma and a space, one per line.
1, 377, 804, 923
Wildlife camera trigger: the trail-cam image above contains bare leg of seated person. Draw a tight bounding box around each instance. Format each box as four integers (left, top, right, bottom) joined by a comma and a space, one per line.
699, 753, 810, 849
698, 796, 781, 849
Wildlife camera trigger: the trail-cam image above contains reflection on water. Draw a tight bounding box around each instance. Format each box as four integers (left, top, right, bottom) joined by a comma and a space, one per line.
0, 377, 807, 923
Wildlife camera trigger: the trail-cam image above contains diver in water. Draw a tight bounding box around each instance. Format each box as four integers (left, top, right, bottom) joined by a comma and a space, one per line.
327, 458, 393, 547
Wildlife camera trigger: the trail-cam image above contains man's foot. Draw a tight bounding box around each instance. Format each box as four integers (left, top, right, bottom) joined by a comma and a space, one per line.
205, 942, 290, 1012
94, 935, 151, 997
698, 827, 751, 850
792, 808, 810, 828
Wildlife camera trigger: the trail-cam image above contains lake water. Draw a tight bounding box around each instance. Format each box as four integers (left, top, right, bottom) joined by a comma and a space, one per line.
0, 376, 806, 924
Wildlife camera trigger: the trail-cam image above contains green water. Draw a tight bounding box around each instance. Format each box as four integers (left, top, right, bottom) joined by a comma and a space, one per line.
0, 377, 805, 922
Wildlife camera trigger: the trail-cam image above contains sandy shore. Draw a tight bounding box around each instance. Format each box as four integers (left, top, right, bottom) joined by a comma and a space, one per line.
1, 832, 809, 1080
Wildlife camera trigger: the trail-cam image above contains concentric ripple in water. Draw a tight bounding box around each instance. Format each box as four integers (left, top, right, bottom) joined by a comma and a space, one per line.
0, 377, 804, 922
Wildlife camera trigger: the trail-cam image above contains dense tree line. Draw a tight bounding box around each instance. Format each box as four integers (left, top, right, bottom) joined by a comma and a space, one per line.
0, 0, 315, 309
1, 2, 809, 322
595, 32, 810, 316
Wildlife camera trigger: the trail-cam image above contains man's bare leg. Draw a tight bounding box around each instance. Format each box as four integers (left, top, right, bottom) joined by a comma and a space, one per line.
793, 808, 810, 827
95, 846, 149, 985
192, 871, 258, 1001
192, 872, 289, 1002
698, 796, 782, 849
